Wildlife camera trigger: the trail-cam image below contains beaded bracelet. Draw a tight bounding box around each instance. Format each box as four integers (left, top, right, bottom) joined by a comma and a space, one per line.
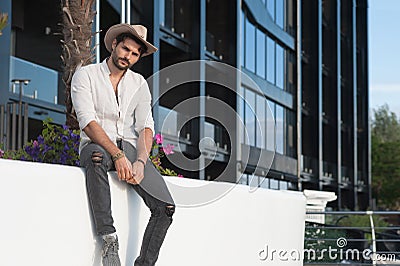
111, 150, 125, 162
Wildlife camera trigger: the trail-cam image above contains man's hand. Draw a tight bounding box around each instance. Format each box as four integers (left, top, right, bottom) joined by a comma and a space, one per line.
114, 156, 133, 181
126, 161, 145, 184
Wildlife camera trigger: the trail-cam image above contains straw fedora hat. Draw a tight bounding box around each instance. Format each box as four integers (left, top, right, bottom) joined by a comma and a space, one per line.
104, 24, 158, 57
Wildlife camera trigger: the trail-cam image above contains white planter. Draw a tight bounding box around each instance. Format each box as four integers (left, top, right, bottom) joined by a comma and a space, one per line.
0, 159, 306, 265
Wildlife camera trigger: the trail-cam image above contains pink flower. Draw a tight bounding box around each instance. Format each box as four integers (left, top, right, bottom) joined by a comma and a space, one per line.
162, 144, 174, 155
155, 133, 163, 144
33, 140, 39, 147
0, 149, 4, 158
178, 174, 184, 178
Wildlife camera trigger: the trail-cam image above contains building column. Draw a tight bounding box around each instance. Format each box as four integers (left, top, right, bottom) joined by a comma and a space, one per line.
336, 0, 342, 209
317, 0, 323, 190
296, 0, 303, 190
352, 0, 358, 209
0, 0, 12, 105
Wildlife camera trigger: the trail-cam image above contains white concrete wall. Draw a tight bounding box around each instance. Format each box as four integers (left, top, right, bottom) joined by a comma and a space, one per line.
0, 159, 306, 265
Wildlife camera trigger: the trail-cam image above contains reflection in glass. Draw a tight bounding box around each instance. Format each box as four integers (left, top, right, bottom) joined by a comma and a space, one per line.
276, 104, 284, 154
280, 181, 288, 190
256, 29, 266, 78
245, 89, 256, 146
256, 95, 266, 149
276, 0, 285, 29
241, 10, 245, 67
276, 44, 284, 90
160, 0, 165, 26
260, 177, 269, 189
204, 122, 215, 147
239, 87, 245, 144
159, 106, 178, 136
267, 0, 275, 21
266, 100, 275, 151
270, 178, 279, 189
245, 18, 255, 72
267, 37, 275, 84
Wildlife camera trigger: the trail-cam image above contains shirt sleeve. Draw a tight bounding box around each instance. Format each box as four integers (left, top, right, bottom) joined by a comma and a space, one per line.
71, 68, 97, 130
134, 78, 155, 136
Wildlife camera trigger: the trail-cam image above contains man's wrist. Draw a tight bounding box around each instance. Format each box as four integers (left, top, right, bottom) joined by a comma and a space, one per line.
136, 158, 146, 167
112, 150, 125, 162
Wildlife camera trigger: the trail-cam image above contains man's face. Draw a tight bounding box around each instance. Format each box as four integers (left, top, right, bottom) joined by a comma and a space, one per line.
111, 37, 142, 70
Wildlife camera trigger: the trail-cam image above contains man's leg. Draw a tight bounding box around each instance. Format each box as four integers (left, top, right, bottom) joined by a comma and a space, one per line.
80, 143, 116, 236
81, 143, 121, 266
122, 141, 176, 266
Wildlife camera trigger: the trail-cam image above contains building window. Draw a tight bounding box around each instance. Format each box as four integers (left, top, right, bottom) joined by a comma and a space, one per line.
276, 104, 284, 154
239, 86, 245, 144
276, 44, 285, 90
245, 89, 256, 146
256, 29, 266, 79
270, 178, 279, 189
276, 0, 285, 29
245, 17, 256, 72
241, 10, 245, 67
256, 94, 266, 149
266, 0, 287, 30
267, 37, 275, 84
267, 0, 275, 21
266, 100, 275, 151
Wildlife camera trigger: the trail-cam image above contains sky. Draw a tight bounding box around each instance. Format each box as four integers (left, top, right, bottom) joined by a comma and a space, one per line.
368, 0, 400, 117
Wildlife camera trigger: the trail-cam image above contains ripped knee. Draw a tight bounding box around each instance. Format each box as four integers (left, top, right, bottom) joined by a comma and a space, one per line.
91, 151, 104, 166
165, 205, 175, 218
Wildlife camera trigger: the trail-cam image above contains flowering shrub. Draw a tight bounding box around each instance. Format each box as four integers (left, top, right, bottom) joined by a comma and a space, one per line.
1, 118, 80, 166
0, 120, 182, 177
150, 133, 183, 177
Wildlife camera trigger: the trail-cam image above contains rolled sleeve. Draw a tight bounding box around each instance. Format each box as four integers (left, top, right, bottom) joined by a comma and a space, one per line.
71, 69, 97, 130
134, 81, 155, 136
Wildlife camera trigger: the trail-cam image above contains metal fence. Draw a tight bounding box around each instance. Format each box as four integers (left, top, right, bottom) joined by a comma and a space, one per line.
0, 101, 29, 151
305, 211, 400, 265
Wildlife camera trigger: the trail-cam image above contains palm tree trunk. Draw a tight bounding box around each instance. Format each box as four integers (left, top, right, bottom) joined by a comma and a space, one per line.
60, 0, 97, 129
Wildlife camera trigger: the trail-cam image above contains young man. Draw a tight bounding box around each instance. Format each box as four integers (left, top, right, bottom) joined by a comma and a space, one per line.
71, 24, 175, 266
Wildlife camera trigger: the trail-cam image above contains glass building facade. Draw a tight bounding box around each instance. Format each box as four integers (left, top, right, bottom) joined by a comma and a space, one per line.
0, 0, 370, 210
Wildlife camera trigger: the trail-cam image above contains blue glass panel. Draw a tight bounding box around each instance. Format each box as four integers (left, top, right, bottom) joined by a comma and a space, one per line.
245, 18, 255, 72
267, 0, 275, 21
276, 0, 285, 29
245, 89, 256, 146
267, 37, 275, 84
256, 94, 266, 149
159, 105, 178, 136
276, 104, 284, 154
10, 56, 58, 104
270, 178, 279, 190
241, 10, 245, 67
266, 100, 275, 151
256, 29, 266, 79
276, 44, 284, 90
160, 0, 165, 26
239, 86, 245, 144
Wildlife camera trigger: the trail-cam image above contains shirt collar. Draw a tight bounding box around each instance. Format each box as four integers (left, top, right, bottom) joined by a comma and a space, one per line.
101, 57, 129, 78
101, 58, 111, 75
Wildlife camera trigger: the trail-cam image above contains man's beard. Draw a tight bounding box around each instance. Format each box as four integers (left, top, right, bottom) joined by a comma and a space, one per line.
111, 53, 131, 70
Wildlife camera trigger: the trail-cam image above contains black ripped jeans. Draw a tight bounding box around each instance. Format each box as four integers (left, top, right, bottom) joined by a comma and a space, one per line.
80, 140, 175, 266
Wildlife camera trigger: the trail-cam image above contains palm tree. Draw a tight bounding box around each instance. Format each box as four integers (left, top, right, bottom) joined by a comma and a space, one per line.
60, 0, 97, 129
0, 12, 8, 36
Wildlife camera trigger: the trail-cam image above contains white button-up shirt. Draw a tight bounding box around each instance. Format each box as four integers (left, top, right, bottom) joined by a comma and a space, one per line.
71, 59, 155, 153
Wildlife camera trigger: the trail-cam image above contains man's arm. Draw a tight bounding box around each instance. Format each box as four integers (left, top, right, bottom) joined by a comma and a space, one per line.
83, 121, 133, 182
71, 69, 132, 181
